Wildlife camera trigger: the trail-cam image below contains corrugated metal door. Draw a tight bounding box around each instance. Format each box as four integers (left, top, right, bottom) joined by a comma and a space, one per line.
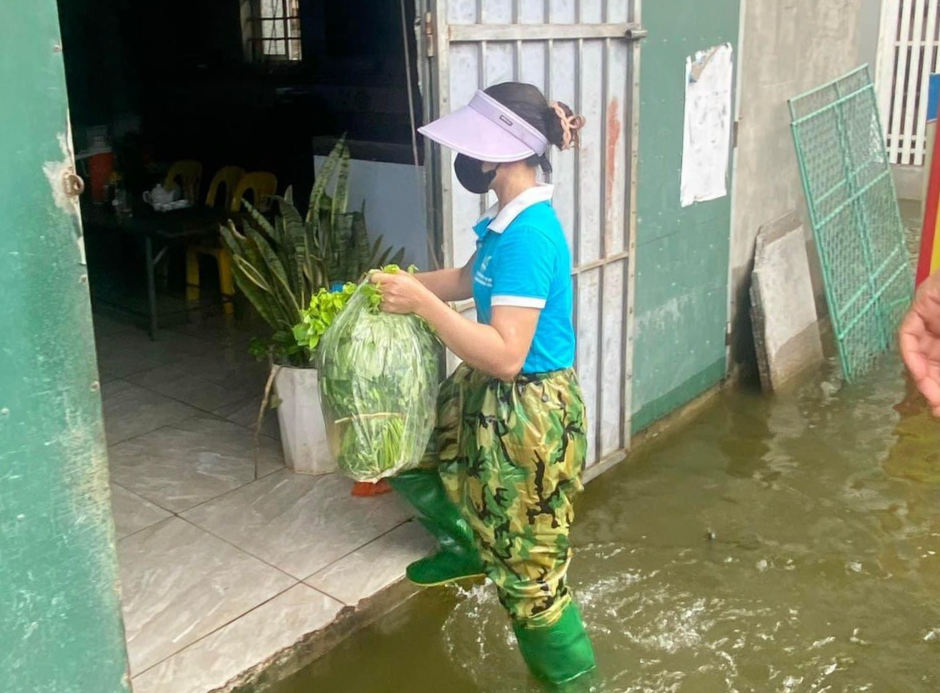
419, 0, 644, 469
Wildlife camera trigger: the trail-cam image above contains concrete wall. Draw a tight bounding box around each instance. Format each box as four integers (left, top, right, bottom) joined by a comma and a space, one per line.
313, 155, 429, 269
728, 0, 869, 375
858, 0, 884, 73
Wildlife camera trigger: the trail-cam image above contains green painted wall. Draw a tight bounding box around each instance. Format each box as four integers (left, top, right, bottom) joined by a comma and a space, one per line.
631, 0, 740, 433
0, 3, 130, 692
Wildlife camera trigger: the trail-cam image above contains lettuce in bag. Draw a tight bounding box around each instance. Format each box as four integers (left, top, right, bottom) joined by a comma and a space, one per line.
317, 276, 442, 482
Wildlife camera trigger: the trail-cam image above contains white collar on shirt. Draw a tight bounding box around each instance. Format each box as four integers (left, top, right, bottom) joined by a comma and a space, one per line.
478, 184, 554, 234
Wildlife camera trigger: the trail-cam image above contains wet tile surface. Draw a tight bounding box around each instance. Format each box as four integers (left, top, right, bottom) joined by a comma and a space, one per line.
109, 416, 284, 513
110, 483, 172, 539
214, 395, 281, 440
101, 380, 202, 445
95, 313, 427, 692
306, 521, 434, 606
127, 364, 261, 414
131, 584, 343, 693
118, 517, 295, 675
182, 470, 410, 579
96, 345, 163, 380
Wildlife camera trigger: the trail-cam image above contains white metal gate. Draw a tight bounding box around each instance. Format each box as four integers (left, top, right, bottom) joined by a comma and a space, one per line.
419, 0, 644, 468
875, 0, 940, 165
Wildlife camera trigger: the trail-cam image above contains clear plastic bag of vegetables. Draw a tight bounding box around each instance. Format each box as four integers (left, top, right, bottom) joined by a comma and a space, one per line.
316, 274, 443, 482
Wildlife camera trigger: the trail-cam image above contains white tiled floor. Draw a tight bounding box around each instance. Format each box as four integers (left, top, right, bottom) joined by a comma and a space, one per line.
306, 522, 435, 607
101, 381, 203, 446
119, 517, 297, 674
95, 313, 430, 692
181, 470, 410, 579
130, 585, 345, 693
109, 416, 285, 513
110, 484, 172, 540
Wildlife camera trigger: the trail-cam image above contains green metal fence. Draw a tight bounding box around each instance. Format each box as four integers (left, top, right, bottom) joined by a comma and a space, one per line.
790, 66, 913, 382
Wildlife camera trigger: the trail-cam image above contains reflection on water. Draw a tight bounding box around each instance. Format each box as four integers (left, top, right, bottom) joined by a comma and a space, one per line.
267, 361, 940, 693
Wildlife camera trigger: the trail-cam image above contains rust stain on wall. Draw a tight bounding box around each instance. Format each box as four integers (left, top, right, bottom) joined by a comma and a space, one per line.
605, 98, 622, 238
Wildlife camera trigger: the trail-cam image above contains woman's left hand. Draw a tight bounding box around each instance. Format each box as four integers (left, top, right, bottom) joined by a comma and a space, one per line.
371, 271, 433, 316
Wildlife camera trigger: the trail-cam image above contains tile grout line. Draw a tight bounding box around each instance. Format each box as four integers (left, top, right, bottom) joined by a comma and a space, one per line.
129, 580, 308, 681
179, 508, 414, 589
106, 415, 211, 449
119, 485, 394, 678
99, 347, 275, 435
115, 482, 414, 587
125, 515, 308, 679
132, 579, 348, 683
113, 463, 287, 540
110, 481, 176, 541
106, 409, 279, 452
100, 339, 263, 387
168, 462, 289, 518
103, 320, 425, 680
127, 509, 377, 678
116, 470, 414, 578
301, 518, 418, 585
110, 442, 287, 538
124, 367, 268, 421
175, 514, 316, 584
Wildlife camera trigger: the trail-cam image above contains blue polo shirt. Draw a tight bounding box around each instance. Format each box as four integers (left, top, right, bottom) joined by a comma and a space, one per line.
471, 185, 576, 374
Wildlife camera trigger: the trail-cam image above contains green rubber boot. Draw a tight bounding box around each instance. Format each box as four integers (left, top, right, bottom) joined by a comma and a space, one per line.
388, 470, 485, 586
513, 602, 596, 685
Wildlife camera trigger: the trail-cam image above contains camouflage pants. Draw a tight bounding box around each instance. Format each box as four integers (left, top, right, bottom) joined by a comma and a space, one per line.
422, 364, 588, 628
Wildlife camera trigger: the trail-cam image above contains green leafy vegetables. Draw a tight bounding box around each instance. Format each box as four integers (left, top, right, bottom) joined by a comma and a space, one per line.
293, 283, 357, 354
316, 268, 442, 482
221, 138, 404, 367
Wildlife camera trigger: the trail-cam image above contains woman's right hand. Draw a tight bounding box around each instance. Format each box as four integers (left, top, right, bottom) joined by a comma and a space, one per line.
371, 270, 435, 316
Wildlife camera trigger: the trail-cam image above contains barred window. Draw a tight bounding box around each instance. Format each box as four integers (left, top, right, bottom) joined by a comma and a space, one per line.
245, 0, 302, 63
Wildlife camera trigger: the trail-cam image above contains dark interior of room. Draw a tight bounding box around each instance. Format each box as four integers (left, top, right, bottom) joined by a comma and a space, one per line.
58, 0, 422, 202
56, 0, 423, 324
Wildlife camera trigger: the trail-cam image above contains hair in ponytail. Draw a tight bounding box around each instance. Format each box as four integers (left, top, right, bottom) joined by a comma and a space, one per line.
483, 82, 586, 173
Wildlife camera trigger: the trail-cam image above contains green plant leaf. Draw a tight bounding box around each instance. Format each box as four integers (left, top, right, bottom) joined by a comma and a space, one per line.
389, 247, 406, 267
333, 213, 355, 281
331, 142, 351, 230
245, 227, 301, 316
272, 197, 307, 305
242, 199, 276, 238
278, 196, 306, 243
231, 254, 272, 293
230, 259, 283, 328
219, 221, 244, 257
309, 137, 346, 223
351, 211, 372, 279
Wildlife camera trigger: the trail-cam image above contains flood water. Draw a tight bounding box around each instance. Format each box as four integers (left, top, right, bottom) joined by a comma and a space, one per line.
266, 359, 940, 693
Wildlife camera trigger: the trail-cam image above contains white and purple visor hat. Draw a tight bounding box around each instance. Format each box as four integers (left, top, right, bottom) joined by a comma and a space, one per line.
418, 90, 548, 163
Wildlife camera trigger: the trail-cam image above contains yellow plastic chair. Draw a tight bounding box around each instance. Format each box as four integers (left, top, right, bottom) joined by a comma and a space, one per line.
163, 160, 203, 202
204, 166, 246, 209
231, 171, 278, 212
186, 166, 247, 313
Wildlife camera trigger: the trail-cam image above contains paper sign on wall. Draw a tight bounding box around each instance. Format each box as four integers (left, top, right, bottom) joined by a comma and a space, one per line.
680, 44, 734, 208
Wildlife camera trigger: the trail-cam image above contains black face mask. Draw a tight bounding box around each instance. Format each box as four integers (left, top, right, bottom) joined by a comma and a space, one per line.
454, 154, 496, 194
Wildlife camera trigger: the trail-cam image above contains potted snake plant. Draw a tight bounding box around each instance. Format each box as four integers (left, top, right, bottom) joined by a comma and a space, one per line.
221, 139, 404, 474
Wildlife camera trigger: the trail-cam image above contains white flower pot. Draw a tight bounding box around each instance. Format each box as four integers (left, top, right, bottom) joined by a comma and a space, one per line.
274, 366, 336, 475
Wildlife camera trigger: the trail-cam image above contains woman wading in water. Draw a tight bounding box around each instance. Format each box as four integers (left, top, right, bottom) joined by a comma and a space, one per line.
373, 82, 594, 685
